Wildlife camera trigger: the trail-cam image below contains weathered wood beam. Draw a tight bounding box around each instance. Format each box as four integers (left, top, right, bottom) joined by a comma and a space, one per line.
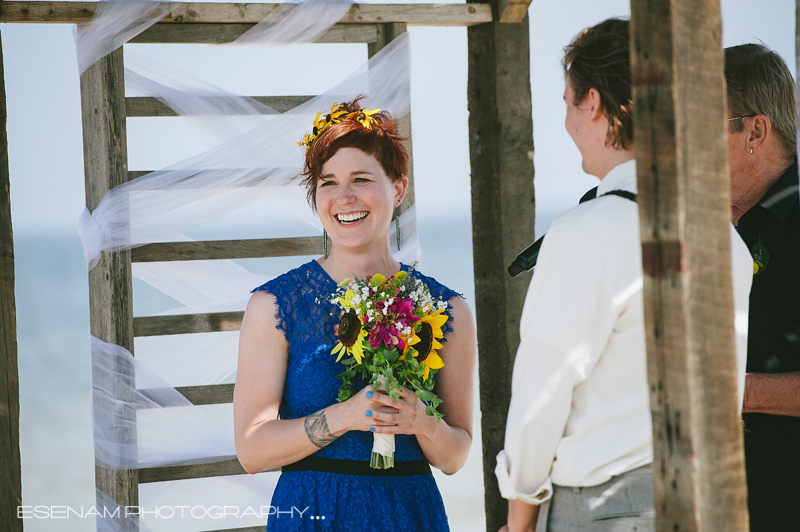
796, 0, 800, 158
467, 1, 535, 529
130, 22, 378, 44
81, 46, 139, 509
131, 236, 323, 262
126, 95, 314, 116
0, 2, 493, 26
135, 457, 259, 483
134, 311, 244, 337
630, 0, 748, 530
497, 0, 531, 24
0, 31, 23, 532
139, 383, 234, 406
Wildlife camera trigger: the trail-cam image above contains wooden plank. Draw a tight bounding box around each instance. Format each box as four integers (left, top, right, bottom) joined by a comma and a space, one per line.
131, 236, 323, 262
206, 527, 273, 532
81, 47, 139, 509
0, 31, 22, 532
126, 95, 314, 117
139, 384, 234, 406
497, 0, 532, 23
466, 4, 535, 530
630, 0, 749, 531
134, 311, 244, 337
131, 22, 378, 44
136, 457, 272, 483
0, 2, 493, 26
175, 383, 234, 405
206, 527, 274, 532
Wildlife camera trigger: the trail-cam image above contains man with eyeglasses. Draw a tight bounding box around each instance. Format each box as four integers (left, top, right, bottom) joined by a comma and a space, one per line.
724, 43, 800, 532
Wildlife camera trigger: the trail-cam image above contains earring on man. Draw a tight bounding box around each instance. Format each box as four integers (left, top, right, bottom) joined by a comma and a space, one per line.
323, 229, 328, 258
750, 147, 754, 155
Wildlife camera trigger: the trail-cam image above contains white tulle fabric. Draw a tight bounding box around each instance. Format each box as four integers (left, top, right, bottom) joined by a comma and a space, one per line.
77, 1, 418, 529
77, 31, 412, 269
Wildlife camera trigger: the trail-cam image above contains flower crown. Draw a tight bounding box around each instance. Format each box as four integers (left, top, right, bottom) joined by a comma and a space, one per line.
298, 102, 382, 157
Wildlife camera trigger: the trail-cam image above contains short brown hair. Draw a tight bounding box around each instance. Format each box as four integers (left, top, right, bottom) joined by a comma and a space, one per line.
562, 18, 633, 150
302, 96, 408, 211
725, 43, 796, 159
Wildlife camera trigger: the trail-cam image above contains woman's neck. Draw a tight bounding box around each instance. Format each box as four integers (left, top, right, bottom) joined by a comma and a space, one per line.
316, 246, 401, 283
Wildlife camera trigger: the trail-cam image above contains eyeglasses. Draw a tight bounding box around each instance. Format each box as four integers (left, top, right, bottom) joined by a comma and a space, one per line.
726, 114, 757, 122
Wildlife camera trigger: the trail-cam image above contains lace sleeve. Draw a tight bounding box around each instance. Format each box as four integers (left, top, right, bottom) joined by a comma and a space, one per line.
251, 277, 292, 340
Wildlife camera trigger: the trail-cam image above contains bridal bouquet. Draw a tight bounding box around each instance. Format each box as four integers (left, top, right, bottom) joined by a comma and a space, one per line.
327, 269, 449, 469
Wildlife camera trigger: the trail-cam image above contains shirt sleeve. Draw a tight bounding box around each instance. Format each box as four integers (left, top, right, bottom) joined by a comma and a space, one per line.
495, 219, 618, 504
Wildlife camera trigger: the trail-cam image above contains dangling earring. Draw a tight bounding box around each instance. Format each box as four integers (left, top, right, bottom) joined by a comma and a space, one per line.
750, 147, 754, 155
323, 229, 329, 258
394, 208, 401, 251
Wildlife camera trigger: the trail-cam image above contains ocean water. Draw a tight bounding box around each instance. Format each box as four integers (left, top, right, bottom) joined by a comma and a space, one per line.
14, 210, 545, 532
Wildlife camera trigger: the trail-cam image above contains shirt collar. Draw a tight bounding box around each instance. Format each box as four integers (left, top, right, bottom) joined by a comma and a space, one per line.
596, 159, 637, 196
757, 160, 799, 222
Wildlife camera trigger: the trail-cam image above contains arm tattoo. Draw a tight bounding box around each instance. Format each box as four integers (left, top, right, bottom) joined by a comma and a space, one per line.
304, 410, 338, 449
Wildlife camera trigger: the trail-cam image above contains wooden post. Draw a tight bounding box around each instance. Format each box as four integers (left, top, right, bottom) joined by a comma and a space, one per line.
368, 23, 416, 220
630, 0, 749, 530
0, 31, 23, 532
467, 3, 535, 530
796, 0, 800, 157
80, 47, 139, 516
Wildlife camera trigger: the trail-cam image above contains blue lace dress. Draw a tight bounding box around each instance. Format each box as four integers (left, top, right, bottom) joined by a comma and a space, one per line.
252, 260, 460, 532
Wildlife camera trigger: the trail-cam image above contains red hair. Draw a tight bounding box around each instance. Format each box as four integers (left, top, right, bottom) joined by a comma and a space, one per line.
302, 96, 408, 211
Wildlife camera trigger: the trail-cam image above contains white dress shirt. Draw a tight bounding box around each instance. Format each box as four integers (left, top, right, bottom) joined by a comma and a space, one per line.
495, 159, 753, 505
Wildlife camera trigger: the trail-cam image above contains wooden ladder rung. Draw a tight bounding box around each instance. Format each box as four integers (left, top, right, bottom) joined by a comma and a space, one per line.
206, 527, 273, 532
134, 311, 244, 336
131, 236, 323, 262
126, 95, 315, 117
137, 383, 235, 406
130, 22, 379, 44
138, 457, 280, 483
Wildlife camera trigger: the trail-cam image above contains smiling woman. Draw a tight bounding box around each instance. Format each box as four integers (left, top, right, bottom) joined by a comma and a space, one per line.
233, 97, 477, 531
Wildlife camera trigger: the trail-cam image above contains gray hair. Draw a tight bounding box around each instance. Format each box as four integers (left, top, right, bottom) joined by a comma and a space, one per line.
725, 43, 796, 158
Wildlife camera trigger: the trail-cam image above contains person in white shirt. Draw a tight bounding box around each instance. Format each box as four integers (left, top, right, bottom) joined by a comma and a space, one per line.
495, 18, 753, 532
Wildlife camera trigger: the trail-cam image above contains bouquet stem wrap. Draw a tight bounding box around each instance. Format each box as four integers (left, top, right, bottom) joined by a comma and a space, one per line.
370, 375, 395, 469
371, 433, 395, 469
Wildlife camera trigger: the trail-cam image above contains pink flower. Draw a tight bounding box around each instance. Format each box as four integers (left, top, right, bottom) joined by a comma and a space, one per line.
368, 297, 419, 349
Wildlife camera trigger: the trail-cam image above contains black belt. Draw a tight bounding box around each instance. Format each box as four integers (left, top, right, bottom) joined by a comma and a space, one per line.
282, 456, 431, 477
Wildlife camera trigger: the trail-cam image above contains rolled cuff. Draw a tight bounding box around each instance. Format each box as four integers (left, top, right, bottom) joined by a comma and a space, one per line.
495, 449, 553, 505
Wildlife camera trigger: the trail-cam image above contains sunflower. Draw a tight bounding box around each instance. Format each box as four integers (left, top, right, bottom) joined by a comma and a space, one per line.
404, 308, 448, 379
332, 310, 367, 364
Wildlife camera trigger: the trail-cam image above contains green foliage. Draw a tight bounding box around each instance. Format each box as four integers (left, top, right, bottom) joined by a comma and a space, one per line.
335, 342, 444, 422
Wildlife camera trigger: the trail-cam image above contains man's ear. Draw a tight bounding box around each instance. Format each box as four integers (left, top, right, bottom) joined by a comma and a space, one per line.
747, 115, 772, 150
587, 88, 605, 121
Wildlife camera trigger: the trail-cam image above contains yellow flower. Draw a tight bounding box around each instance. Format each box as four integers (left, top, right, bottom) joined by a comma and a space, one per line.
332, 328, 367, 364
404, 308, 448, 380
337, 288, 356, 309
331, 311, 367, 364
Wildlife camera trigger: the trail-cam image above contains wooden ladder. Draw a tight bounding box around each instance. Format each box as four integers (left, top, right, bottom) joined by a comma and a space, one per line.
80, 19, 415, 532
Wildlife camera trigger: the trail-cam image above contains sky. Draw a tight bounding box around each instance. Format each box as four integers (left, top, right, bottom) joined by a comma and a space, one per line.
2, 0, 795, 240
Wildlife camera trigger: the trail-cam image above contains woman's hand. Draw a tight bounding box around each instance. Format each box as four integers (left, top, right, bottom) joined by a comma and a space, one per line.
326, 385, 399, 436
366, 384, 435, 437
